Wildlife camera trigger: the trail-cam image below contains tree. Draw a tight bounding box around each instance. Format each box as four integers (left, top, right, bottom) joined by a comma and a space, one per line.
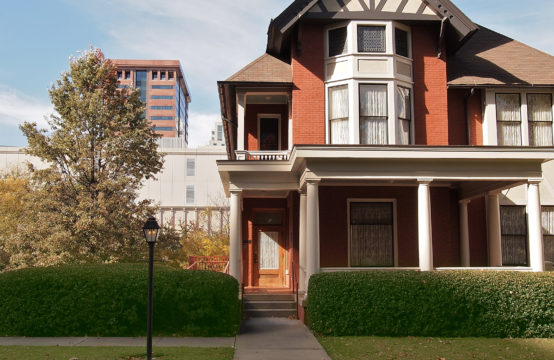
19, 48, 164, 264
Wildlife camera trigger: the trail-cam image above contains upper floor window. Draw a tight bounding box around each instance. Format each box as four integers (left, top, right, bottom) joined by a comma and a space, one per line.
329, 85, 349, 144
186, 184, 195, 204
125, 71, 131, 80
359, 84, 388, 144
357, 26, 386, 53
152, 71, 158, 80
528, 93, 553, 146
217, 125, 223, 141
395, 28, 409, 57
496, 93, 522, 146
117, 71, 122, 80
186, 158, 195, 176
329, 26, 348, 57
160, 72, 166, 80
168, 71, 174, 80
397, 87, 411, 145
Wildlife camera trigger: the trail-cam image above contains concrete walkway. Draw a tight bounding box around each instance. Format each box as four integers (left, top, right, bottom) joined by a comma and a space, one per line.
233, 318, 331, 360
0, 336, 234, 348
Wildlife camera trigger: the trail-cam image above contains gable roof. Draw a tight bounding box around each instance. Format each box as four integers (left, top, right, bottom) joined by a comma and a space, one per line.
226, 54, 292, 83
268, 0, 477, 56
448, 26, 554, 87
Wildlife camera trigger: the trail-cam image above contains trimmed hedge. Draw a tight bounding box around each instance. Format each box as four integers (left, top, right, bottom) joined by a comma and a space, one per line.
0, 264, 240, 337
307, 271, 554, 338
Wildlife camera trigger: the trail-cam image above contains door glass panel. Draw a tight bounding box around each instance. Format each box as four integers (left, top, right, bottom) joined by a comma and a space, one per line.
259, 231, 279, 269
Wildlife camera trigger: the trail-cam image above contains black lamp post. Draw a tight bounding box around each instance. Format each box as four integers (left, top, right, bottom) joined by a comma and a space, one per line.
142, 216, 160, 360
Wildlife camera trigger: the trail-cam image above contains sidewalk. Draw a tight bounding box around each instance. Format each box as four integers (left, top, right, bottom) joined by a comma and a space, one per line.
0, 336, 234, 348
233, 317, 331, 360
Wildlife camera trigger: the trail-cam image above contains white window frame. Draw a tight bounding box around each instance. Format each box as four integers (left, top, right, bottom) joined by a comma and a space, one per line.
186, 184, 195, 205
186, 158, 195, 177
347, 198, 398, 268
257, 114, 281, 151
483, 88, 554, 146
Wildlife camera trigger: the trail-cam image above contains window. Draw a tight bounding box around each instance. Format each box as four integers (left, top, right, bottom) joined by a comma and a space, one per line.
350, 201, 394, 267
329, 27, 348, 57
358, 26, 386, 53
527, 94, 553, 146
186, 158, 195, 176
125, 71, 131, 80
253, 212, 282, 225
328, 85, 349, 144
500, 206, 528, 266
395, 28, 409, 57
153, 126, 174, 131
151, 106, 173, 110
542, 206, 554, 270
135, 70, 147, 102
397, 86, 411, 144
152, 71, 158, 80
117, 71, 122, 79
186, 185, 195, 204
217, 125, 223, 141
117, 84, 129, 89
151, 95, 173, 100
496, 94, 522, 146
151, 116, 174, 120
259, 117, 280, 150
359, 84, 388, 144
152, 85, 174, 89
168, 71, 174, 80
161, 72, 166, 80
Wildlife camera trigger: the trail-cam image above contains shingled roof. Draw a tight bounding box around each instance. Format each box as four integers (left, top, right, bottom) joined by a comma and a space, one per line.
448, 26, 554, 87
226, 53, 292, 83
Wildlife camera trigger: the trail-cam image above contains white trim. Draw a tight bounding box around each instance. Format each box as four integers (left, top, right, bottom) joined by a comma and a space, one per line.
257, 114, 282, 151
347, 198, 398, 267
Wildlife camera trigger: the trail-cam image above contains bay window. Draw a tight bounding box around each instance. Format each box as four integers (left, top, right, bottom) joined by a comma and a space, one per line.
359, 84, 388, 144
329, 85, 349, 144
329, 26, 348, 57
357, 25, 386, 53
397, 86, 411, 145
527, 93, 553, 146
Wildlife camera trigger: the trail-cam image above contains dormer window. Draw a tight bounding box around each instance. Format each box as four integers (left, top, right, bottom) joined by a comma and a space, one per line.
329, 26, 348, 57
357, 26, 386, 53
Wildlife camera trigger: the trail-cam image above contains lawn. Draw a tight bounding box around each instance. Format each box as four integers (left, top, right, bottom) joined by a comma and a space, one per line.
0, 346, 234, 360
318, 336, 554, 360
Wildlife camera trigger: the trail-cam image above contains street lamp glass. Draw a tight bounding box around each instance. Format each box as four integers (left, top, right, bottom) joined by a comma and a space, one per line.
142, 217, 160, 243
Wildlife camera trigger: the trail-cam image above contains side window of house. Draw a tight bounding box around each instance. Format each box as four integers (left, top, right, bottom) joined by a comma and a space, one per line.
350, 201, 394, 267
329, 26, 348, 57
357, 26, 386, 53
217, 125, 223, 141
186, 158, 195, 176
395, 28, 409, 57
397, 86, 411, 144
328, 85, 349, 144
359, 84, 388, 144
500, 206, 528, 266
186, 184, 195, 205
496, 94, 522, 146
527, 93, 553, 146
542, 206, 554, 270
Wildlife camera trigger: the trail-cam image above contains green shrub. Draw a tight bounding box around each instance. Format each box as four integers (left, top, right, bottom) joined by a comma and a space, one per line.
307, 271, 554, 338
0, 264, 240, 337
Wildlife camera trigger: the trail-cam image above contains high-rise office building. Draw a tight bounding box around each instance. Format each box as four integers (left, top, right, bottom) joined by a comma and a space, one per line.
112, 60, 191, 143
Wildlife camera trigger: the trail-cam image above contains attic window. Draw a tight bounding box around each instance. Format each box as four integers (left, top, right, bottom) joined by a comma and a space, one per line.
358, 26, 386, 53
329, 26, 348, 57
395, 28, 409, 57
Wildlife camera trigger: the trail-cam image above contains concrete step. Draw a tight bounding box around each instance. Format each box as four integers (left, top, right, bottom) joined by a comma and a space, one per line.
245, 308, 297, 318
244, 301, 296, 310
243, 293, 295, 302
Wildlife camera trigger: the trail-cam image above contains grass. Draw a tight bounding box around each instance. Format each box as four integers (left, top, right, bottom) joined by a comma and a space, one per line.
0, 346, 234, 360
318, 336, 554, 360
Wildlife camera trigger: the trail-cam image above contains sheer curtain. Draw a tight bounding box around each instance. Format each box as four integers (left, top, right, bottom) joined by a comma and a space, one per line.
500, 206, 528, 266
360, 84, 388, 144
329, 85, 349, 144
259, 231, 279, 270
350, 202, 393, 267
496, 94, 522, 146
528, 94, 553, 146
396, 86, 411, 145
542, 207, 554, 270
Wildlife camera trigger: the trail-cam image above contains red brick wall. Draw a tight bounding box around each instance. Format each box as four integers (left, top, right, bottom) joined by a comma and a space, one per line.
468, 196, 488, 266
291, 23, 326, 145
447, 89, 484, 145
245, 104, 289, 150
431, 188, 460, 266
412, 25, 449, 145
468, 90, 483, 145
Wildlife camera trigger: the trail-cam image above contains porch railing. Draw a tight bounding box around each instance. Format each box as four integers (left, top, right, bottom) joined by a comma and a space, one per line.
235, 150, 290, 161
187, 256, 229, 273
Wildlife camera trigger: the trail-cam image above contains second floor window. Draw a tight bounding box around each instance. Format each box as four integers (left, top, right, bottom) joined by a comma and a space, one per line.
528, 93, 553, 146
496, 93, 521, 146
186, 158, 195, 176
329, 85, 349, 144
329, 26, 348, 57
360, 84, 388, 144
186, 185, 195, 204
358, 26, 386, 53
397, 87, 411, 145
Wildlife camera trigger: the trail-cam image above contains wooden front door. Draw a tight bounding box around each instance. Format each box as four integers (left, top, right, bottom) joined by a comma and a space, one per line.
255, 229, 285, 287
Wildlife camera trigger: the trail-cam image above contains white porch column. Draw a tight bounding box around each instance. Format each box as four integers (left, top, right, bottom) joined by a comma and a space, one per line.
229, 190, 242, 282
459, 200, 471, 267
298, 190, 307, 293
528, 180, 545, 272
486, 192, 502, 267
418, 179, 433, 271
306, 180, 320, 288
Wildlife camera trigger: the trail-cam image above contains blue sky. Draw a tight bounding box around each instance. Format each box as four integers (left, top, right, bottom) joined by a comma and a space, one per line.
0, 0, 552, 147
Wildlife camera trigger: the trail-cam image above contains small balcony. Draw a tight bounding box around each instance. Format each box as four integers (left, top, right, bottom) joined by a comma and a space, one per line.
235, 150, 290, 161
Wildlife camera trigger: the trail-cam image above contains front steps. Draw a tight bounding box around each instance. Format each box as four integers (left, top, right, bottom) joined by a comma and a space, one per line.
243, 293, 297, 318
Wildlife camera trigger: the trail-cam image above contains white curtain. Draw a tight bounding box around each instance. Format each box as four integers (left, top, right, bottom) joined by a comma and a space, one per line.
496, 94, 521, 146
542, 207, 554, 270
528, 94, 553, 146
259, 231, 279, 270
500, 206, 528, 266
396, 87, 411, 144
329, 85, 349, 144
360, 84, 388, 144
350, 202, 393, 267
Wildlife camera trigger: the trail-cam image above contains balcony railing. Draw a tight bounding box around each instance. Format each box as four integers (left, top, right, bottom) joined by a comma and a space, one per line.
235, 150, 290, 161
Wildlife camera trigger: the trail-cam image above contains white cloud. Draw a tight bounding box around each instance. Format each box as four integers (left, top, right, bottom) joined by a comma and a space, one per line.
0, 85, 53, 129
187, 111, 220, 148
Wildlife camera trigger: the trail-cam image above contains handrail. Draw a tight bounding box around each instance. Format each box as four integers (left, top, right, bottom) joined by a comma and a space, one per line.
224, 261, 230, 274
291, 262, 299, 319
187, 261, 197, 270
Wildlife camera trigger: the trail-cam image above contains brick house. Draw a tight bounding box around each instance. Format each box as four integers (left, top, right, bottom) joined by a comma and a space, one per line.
216, 0, 554, 310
